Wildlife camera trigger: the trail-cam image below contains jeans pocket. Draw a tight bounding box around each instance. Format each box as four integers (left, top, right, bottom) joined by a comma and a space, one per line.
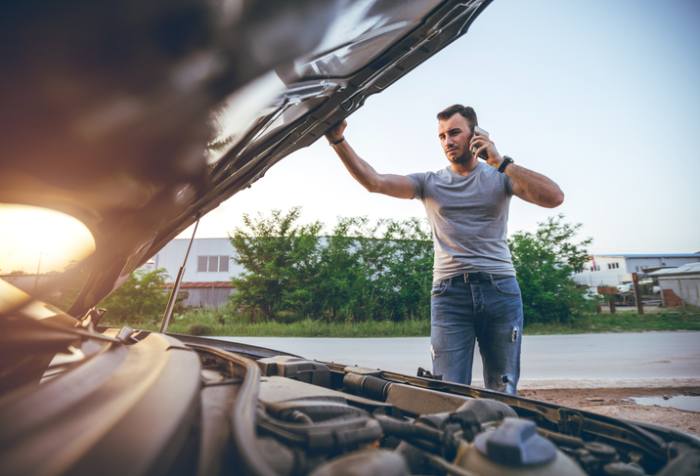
491, 277, 520, 296
431, 280, 448, 297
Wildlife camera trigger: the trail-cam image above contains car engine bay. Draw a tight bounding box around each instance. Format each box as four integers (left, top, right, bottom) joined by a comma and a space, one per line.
1, 315, 699, 476
188, 336, 700, 476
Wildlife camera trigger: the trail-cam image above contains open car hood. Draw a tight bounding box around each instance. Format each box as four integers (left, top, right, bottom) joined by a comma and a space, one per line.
1, 0, 491, 315
4, 4, 700, 476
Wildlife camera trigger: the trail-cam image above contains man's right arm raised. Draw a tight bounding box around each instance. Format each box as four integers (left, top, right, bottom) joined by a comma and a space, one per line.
326, 120, 416, 199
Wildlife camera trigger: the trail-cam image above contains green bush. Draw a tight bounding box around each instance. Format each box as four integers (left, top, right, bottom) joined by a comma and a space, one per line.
509, 215, 595, 325
229, 208, 323, 322
228, 209, 433, 323
99, 268, 170, 325
188, 323, 213, 336
228, 209, 595, 325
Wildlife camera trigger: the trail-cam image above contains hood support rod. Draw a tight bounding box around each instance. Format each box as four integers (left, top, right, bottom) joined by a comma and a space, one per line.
159, 217, 200, 333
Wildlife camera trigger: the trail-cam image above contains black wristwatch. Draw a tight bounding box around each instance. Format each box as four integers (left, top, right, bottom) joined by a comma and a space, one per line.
498, 155, 514, 173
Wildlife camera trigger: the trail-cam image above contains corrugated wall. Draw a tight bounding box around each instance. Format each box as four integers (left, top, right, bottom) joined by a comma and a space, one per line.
659, 276, 700, 307
181, 287, 233, 308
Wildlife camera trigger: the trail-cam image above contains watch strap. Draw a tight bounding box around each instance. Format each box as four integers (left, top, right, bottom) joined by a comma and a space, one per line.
498, 155, 513, 173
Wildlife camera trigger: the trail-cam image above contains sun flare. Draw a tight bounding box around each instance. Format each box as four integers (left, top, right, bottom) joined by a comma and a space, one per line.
0, 204, 95, 275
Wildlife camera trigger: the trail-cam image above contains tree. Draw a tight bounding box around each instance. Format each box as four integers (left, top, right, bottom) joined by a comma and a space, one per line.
508, 214, 593, 324
312, 216, 433, 322
228, 209, 434, 323
314, 217, 373, 322
229, 207, 322, 321
99, 268, 170, 324
363, 217, 433, 321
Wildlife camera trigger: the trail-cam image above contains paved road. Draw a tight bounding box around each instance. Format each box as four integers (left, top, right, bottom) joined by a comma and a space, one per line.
220, 331, 700, 388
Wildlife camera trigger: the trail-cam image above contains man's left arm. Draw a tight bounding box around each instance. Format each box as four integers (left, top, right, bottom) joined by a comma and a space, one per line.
504, 163, 564, 208
471, 134, 564, 208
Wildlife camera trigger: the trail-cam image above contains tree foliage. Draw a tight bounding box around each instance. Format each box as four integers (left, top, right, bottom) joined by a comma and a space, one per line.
229, 208, 323, 321
229, 209, 432, 322
100, 268, 170, 324
229, 209, 593, 325
508, 214, 593, 324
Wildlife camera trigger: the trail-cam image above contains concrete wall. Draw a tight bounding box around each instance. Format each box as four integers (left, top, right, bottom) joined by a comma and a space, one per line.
658, 275, 700, 307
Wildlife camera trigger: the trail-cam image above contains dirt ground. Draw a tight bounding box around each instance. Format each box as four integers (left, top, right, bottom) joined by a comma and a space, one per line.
519, 386, 700, 436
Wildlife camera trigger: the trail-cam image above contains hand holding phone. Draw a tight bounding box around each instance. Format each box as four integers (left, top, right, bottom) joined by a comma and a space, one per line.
471, 126, 490, 160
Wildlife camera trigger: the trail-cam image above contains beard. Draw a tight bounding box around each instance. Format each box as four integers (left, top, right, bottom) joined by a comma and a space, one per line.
446, 145, 473, 165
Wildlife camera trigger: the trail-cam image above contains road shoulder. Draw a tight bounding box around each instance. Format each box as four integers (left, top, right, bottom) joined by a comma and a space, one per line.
520, 385, 700, 436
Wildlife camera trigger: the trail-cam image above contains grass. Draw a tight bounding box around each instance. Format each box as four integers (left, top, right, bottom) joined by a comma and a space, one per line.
524, 309, 700, 335
104, 308, 700, 337
115, 313, 430, 337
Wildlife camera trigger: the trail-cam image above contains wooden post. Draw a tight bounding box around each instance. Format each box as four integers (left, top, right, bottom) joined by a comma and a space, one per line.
599, 285, 617, 314
632, 272, 644, 315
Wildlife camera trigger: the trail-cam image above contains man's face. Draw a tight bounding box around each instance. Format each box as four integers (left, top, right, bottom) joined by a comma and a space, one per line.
438, 113, 473, 165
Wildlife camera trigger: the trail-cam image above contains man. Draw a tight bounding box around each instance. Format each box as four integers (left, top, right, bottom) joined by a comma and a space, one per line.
325, 104, 564, 394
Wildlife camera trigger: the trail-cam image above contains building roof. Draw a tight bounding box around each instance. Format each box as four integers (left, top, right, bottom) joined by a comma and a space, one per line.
649, 262, 700, 277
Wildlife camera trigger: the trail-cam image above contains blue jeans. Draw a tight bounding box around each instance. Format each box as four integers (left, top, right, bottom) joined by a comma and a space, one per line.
430, 273, 523, 394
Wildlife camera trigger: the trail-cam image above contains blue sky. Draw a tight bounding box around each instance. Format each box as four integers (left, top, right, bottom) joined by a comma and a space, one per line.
184, 0, 700, 254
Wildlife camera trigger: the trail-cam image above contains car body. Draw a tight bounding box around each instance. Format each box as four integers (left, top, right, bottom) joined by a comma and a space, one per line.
1, 1, 699, 475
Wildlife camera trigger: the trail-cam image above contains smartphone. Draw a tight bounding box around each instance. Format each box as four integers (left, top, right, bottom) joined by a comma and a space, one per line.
472, 125, 490, 160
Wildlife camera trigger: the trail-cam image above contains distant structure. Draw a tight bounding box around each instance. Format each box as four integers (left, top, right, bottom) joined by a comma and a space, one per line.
572, 253, 700, 287
649, 263, 700, 308
142, 237, 240, 308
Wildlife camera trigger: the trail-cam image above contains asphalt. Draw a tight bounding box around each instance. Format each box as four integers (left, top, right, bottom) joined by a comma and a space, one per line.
220, 331, 700, 389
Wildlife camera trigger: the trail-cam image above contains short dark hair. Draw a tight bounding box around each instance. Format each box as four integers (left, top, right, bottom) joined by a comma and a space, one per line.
436, 104, 478, 131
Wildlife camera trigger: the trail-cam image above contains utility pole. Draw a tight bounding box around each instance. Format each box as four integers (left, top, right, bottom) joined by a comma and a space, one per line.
632, 272, 644, 315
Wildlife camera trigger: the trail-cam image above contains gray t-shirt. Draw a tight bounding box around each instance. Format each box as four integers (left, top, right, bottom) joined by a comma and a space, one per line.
408, 162, 515, 281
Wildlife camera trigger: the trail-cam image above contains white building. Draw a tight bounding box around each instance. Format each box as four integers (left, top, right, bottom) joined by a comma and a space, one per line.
573, 253, 700, 287
649, 263, 700, 307
142, 238, 242, 308
146, 237, 242, 282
